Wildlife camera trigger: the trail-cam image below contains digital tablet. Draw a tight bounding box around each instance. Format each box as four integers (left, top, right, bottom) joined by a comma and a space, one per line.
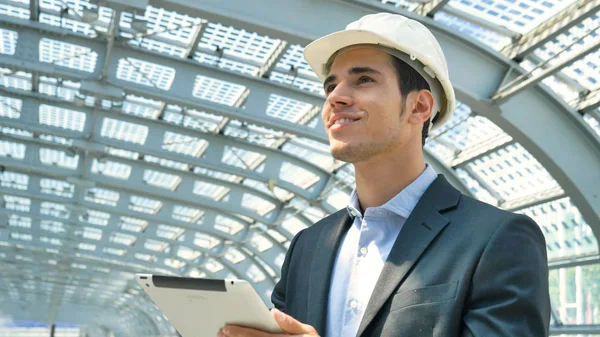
135, 274, 282, 337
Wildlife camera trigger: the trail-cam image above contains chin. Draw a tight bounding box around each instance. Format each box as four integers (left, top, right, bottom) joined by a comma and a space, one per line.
330, 143, 371, 163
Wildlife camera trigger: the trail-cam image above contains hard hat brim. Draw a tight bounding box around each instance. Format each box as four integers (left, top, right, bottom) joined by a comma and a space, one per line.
304, 29, 455, 130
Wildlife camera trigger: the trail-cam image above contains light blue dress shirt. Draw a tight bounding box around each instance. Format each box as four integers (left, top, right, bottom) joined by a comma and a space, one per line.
325, 165, 438, 337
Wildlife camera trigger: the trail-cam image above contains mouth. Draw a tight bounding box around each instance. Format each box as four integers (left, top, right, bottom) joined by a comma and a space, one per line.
330, 117, 359, 132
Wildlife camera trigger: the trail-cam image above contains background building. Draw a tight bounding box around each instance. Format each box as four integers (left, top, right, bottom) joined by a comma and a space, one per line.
0, 0, 599, 336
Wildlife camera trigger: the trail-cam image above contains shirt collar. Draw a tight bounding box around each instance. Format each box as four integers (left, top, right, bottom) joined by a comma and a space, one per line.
346, 165, 438, 219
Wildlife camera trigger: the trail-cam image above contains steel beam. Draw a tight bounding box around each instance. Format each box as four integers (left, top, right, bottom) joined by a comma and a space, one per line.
502, 0, 600, 61
578, 88, 600, 114
415, 0, 450, 17
494, 37, 600, 101
548, 254, 600, 270
550, 325, 600, 335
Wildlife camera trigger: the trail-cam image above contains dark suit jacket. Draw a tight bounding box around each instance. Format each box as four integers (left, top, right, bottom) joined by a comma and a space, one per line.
272, 175, 550, 337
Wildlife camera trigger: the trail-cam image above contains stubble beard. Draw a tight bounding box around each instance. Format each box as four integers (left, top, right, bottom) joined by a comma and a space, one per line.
329, 104, 406, 164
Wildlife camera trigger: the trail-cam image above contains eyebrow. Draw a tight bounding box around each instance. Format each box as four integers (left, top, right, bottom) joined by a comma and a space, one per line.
323, 67, 382, 90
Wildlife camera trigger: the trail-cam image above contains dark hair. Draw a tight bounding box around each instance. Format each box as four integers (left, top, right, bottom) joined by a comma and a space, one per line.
389, 56, 432, 147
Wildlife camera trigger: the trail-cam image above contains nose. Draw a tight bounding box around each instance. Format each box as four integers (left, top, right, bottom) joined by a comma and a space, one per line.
327, 82, 353, 109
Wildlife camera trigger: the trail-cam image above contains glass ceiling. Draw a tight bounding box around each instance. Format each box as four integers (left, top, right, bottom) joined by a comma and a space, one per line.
0, 0, 599, 336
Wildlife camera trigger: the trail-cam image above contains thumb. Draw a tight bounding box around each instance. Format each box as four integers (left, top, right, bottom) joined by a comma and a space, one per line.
271, 308, 318, 335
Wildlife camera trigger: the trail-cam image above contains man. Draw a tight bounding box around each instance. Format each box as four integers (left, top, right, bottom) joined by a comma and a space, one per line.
219, 12, 550, 337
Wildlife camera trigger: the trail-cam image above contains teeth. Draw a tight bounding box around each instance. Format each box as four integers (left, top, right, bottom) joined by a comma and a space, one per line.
334, 118, 354, 125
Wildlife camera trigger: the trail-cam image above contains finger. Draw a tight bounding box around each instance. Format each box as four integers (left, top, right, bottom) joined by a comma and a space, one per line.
271, 308, 318, 335
220, 325, 286, 337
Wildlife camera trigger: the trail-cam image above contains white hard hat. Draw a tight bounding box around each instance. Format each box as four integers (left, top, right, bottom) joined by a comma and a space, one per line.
304, 12, 456, 131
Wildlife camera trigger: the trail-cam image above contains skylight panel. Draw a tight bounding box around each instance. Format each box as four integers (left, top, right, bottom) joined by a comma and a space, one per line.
269, 72, 324, 95
584, 114, 600, 138
375, 0, 419, 11
194, 167, 241, 182
163, 108, 223, 133
0, 140, 25, 159
223, 121, 282, 147
119, 216, 148, 233
282, 139, 334, 171
119, 6, 201, 45
40, 178, 74, 198
144, 155, 189, 171
266, 94, 316, 124
39, 104, 86, 132
40, 236, 62, 246
192, 75, 247, 106
214, 215, 245, 235
448, 0, 576, 35
433, 11, 510, 49
116, 58, 176, 90
0, 28, 17, 55
0, 68, 32, 90
144, 239, 169, 252
0, 96, 22, 119
279, 162, 320, 189
246, 264, 266, 283
39, 38, 98, 73
91, 158, 132, 180
199, 22, 279, 66
242, 193, 276, 216
85, 188, 120, 207
194, 233, 220, 249
517, 197, 597, 260
156, 224, 185, 240
222, 146, 266, 170
110, 233, 136, 246
79, 227, 102, 241
135, 253, 157, 262
177, 246, 201, 261
81, 210, 110, 226
275, 44, 315, 78
0, 171, 28, 190
39, 13, 98, 37
40, 202, 70, 219
40, 220, 65, 234
224, 246, 245, 264
0, 3, 29, 19
428, 101, 472, 138
10, 232, 32, 241
143, 169, 181, 190
204, 258, 224, 273
193, 181, 229, 201
165, 257, 185, 269
249, 232, 273, 252
162, 131, 208, 157
103, 148, 137, 161
122, 95, 163, 119
78, 242, 96, 251
193, 52, 259, 76
129, 195, 162, 214
127, 38, 187, 58
281, 216, 308, 236
39, 148, 79, 169
169, 205, 202, 223
466, 143, 562, 203
188, 269, 207, 278
100, 118, 149, 145
455, 168, 499, 205
8, 214, 31, 228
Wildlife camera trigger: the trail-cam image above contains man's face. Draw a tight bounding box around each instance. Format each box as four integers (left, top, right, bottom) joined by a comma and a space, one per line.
322, 48, 408, 163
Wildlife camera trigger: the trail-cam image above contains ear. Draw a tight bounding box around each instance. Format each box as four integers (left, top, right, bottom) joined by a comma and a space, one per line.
406, 89, 434, 127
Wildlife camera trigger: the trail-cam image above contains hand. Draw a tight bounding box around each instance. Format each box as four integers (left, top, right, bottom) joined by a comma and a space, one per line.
217, 308, 320, 337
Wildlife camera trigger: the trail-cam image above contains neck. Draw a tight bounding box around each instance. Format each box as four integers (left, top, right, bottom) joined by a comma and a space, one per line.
354, 147, 426, 211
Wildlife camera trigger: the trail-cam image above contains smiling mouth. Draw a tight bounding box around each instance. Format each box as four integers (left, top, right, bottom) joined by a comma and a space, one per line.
333, 118, 356, 125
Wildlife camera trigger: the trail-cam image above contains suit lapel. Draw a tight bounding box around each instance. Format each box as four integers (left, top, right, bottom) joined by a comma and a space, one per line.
307, 210, 353, 335
356, 175, 461, 337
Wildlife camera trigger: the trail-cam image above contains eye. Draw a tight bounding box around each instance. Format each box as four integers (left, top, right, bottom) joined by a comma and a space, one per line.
325, 84, 337, 94
357, 76, 374, 84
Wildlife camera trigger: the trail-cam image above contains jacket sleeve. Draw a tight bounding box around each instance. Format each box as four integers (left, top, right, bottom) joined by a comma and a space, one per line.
271, 229, 304, 312
461, 214, 551, 337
